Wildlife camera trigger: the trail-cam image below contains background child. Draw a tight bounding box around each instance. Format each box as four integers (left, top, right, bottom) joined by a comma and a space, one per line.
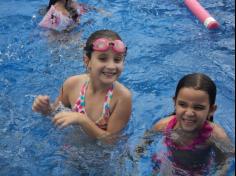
151, 73, 234, 175
39, 0, 111, 32
32, 29, 132, 139
39, 0, 85, 32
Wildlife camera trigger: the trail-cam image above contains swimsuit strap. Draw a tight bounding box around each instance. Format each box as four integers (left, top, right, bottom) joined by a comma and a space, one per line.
166, 116, 177, 131
73, 81, 88, 113
100, 84, 113, 121
191, 121, 213, 147
164, 116, 213, 151
93, 84, 113, 130
73, 81, 114, 130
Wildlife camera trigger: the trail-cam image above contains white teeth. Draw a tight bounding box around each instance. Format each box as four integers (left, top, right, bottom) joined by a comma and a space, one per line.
183, 118, 195, 123
103, 72, 115, 75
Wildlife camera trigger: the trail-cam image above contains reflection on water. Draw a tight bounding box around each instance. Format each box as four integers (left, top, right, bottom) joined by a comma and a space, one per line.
41, 102, 129, 175
47, 126, 132, 175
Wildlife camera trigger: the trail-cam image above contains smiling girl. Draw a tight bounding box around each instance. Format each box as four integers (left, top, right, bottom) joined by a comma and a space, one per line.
32, 30, 132, 139
152, 73, 234, 175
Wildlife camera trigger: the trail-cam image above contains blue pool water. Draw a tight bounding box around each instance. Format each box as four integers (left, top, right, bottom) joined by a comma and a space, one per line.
0, 0, 235, 175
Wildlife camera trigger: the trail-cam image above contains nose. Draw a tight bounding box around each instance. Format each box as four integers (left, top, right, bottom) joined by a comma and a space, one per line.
106, 59, 116, 69
185, 108, 194, 117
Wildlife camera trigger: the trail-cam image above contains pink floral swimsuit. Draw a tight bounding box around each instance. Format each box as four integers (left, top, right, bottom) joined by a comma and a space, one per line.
152, 116, 213, 173
73, 81, 113, 130
164, 116, 213, 150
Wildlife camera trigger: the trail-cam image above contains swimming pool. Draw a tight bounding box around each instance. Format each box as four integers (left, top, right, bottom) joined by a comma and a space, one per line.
0, 0, 235, 175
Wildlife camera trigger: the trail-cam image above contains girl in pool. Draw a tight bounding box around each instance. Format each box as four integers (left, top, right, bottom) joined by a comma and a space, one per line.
39, 0, 86, 32
39, 0, 111, 32
32, 29, 132, 139
151, 73, 234, 175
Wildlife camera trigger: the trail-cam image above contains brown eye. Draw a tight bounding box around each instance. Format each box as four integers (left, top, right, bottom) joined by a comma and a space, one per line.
99, 57, 106, 61
193, 105, 205, 111
98, 55, 108, 62
114, 57, 123, 63
178, 101, 187, 108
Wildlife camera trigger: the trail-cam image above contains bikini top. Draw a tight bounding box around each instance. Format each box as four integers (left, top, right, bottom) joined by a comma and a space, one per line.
164, 116, 213, 151
73, 81, 114, 130
39, 3, 87, 32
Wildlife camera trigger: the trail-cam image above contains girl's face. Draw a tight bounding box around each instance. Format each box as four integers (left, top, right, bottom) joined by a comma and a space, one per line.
84, 48, 125, 85
174, 87, 216, 133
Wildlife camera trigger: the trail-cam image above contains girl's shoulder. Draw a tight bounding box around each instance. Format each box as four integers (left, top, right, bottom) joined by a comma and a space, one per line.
113, 81, 132, 100
63, 74, 88, 90
208, 122, 234, 153
153, 115, 175, 132
209, 122, 229, 140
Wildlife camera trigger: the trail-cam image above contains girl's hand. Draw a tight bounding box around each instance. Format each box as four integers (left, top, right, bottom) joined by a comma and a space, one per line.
32, 95, 52, 115
52, 111, 84, 128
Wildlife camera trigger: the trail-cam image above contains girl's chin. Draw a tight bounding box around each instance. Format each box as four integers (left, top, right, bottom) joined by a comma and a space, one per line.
99, 78, 116, 85
181, 126, 196, 132
101, 74, 118, 82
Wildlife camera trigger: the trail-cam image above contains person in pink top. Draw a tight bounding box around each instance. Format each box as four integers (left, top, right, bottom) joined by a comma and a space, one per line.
32, 30, 132, 140
151, 73, 234, 175
39, 0, 111, 32
39, 0, 87, 32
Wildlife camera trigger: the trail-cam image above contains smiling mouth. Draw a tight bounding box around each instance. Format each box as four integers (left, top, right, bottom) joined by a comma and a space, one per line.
182, 118, 196, 125
102, 72, 116, 76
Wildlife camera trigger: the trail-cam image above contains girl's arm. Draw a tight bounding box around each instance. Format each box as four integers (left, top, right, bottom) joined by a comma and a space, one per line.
152, 116, 174, 132
51, 77, 74, 110
53, 111, 111, 138
32, 76, 73, 116
135, 116, 173, 157
72, 1, 112, 17
53, 82, 132, 140
53, 93, 131, 139
105, 88, 132, 135
211, 123, 235, 154
79, 87, 132, 140
211, 123, 235, 175
49, 75, 81, 115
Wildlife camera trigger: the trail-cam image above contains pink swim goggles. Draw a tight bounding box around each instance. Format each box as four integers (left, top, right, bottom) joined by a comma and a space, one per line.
92, 38, 127, 54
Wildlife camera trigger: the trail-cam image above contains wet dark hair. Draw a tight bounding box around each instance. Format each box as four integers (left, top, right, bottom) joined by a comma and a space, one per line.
174, 73, 217, 122
47, 0, 78, 21
84, 29, 125, 58
47, 0, 60, 10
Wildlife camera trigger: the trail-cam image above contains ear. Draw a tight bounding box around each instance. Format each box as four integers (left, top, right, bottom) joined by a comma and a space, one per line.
83, 55, 90, 68
208, 104, 217, 118
172, 96, 176, 107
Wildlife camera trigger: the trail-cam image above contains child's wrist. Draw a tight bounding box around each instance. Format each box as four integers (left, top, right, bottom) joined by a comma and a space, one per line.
46, 104, 55, 116
77, 113, 86, 124
49, 104, 54, 113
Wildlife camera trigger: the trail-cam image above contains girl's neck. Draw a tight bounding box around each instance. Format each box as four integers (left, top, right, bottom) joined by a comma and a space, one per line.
88, 79, 113, 94
175, 122, 200, 140
54, 1, 70, 16
56, 1, 67, 7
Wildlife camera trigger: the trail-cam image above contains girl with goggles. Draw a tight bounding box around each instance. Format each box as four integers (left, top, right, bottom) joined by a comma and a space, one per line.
32, 30, 132, 141
88, 38, 127, 53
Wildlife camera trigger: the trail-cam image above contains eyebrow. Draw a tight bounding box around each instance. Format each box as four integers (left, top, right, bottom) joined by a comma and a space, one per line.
97, 53, 109, 57
177, 100, 186, 103
193, 104, 206, 108
178, 99, 207, 106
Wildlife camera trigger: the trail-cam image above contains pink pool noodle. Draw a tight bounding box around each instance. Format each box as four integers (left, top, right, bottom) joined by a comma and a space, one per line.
184, 0, 220, 29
